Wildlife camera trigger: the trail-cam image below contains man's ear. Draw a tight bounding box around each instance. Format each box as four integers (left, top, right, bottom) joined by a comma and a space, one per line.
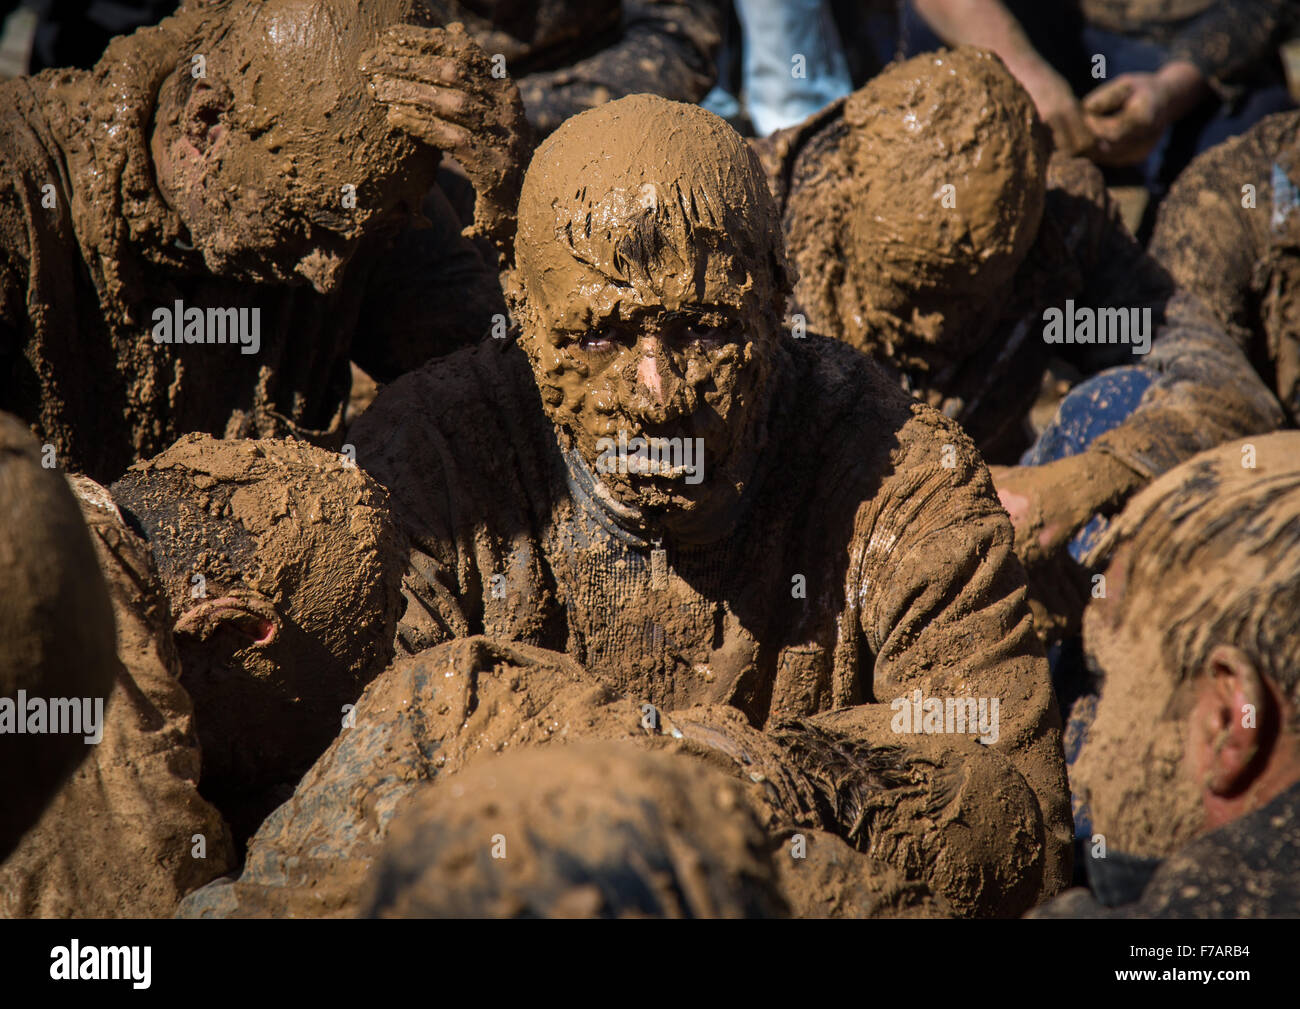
1195, 644, 1269, 796
181, 79, 233, 155
173, 591, 280, 647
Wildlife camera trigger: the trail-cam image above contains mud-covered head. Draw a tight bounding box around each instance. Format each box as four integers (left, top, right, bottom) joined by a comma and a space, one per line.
1075, 433, 1300, 858
151, 0, 438, 292
110, 434, 406, 811
785, 47, 1049, 371
514, 94, 792, 539
362, 743, 788, 918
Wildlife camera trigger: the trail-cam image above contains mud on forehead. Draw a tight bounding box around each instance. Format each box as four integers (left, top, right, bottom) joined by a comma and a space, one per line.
514, 94, 788, 333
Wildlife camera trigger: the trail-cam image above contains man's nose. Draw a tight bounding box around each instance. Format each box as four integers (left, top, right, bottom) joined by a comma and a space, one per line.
636, 335, 664, 401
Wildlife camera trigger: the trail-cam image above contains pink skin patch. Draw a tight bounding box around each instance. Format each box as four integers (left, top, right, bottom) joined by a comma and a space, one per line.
637, 352, 663, 401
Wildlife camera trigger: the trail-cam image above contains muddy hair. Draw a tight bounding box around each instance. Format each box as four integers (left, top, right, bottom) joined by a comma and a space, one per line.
782, 47, 1049, 365
513, 94, 793, 330
1088, 434, 1300, 719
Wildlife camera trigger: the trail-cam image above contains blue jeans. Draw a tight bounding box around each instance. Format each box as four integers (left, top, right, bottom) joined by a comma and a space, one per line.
702, 0, 853, 136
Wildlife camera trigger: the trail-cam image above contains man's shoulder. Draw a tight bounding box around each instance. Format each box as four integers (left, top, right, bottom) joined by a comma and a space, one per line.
347, 340, 549, 510
783, 335, 989, 497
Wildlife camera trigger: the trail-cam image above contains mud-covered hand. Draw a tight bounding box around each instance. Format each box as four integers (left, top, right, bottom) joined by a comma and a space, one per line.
1082, 63, 1206, 166
1016, 59, 1095, 158
361, 22, 531, 257
990, 453, 1142, 568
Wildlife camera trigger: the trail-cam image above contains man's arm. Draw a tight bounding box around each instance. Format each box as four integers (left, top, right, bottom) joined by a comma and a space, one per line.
826, 408, 1073, 913
914, 0, 1094, 155
673, 409, 1071, 914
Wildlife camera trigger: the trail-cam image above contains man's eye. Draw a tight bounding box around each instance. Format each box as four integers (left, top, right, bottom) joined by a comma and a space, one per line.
578, 332, 616, 353
689, 321, 740, 345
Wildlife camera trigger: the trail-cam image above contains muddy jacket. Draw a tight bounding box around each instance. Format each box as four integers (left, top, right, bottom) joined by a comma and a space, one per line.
0, 30, 503, 484
347, 336, 1073, 914
1033, 782, 1300, 917
1148, 109, 1300, 435
449, 0, 723, 138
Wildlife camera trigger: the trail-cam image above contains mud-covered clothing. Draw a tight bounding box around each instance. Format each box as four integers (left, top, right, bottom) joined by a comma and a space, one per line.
452, 0, 723, 138
1049, 293, 1283, 489
1032, 782, 1300, 917
0, 476, 234, 918
0, 62, 503, 484
177, 637, 950, 918
1150, 110, 1300, 431
1080, 0, 1296, 88
348, 335, 1073, 912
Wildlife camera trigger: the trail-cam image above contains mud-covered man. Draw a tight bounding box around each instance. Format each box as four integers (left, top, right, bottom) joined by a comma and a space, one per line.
1034, 433, 1300, 918
768, 49, 1281, 631
0, 0, 527, 482
335, 94, 1072, 917
1, 432, 409, 917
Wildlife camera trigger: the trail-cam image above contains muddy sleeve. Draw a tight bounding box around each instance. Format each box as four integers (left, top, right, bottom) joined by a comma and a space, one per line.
811, 413, 1073, 913
1166, 0, 1292, 85
1148, 128, 1272, 355
350, 186, 507, 382
347, 376, 479, 654
515, 0, 723, 137
1089, 290, 1285, 480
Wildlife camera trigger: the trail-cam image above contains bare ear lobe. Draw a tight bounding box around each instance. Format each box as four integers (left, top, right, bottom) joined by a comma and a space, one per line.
1200, 644, 1266, 794
174, 592, 279, 647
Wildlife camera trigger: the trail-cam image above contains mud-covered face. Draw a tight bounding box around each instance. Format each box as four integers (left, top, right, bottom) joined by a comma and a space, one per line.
151, 0, 434, 292
1072, 548, 1205, 858
514, 95, 790, 530
527, 274, 779, 518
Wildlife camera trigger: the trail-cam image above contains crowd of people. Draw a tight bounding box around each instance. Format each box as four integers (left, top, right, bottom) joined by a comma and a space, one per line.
1, 0, 1298, 918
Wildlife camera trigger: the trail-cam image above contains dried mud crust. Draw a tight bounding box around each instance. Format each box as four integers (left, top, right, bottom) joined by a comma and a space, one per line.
0, 476, 234, 917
